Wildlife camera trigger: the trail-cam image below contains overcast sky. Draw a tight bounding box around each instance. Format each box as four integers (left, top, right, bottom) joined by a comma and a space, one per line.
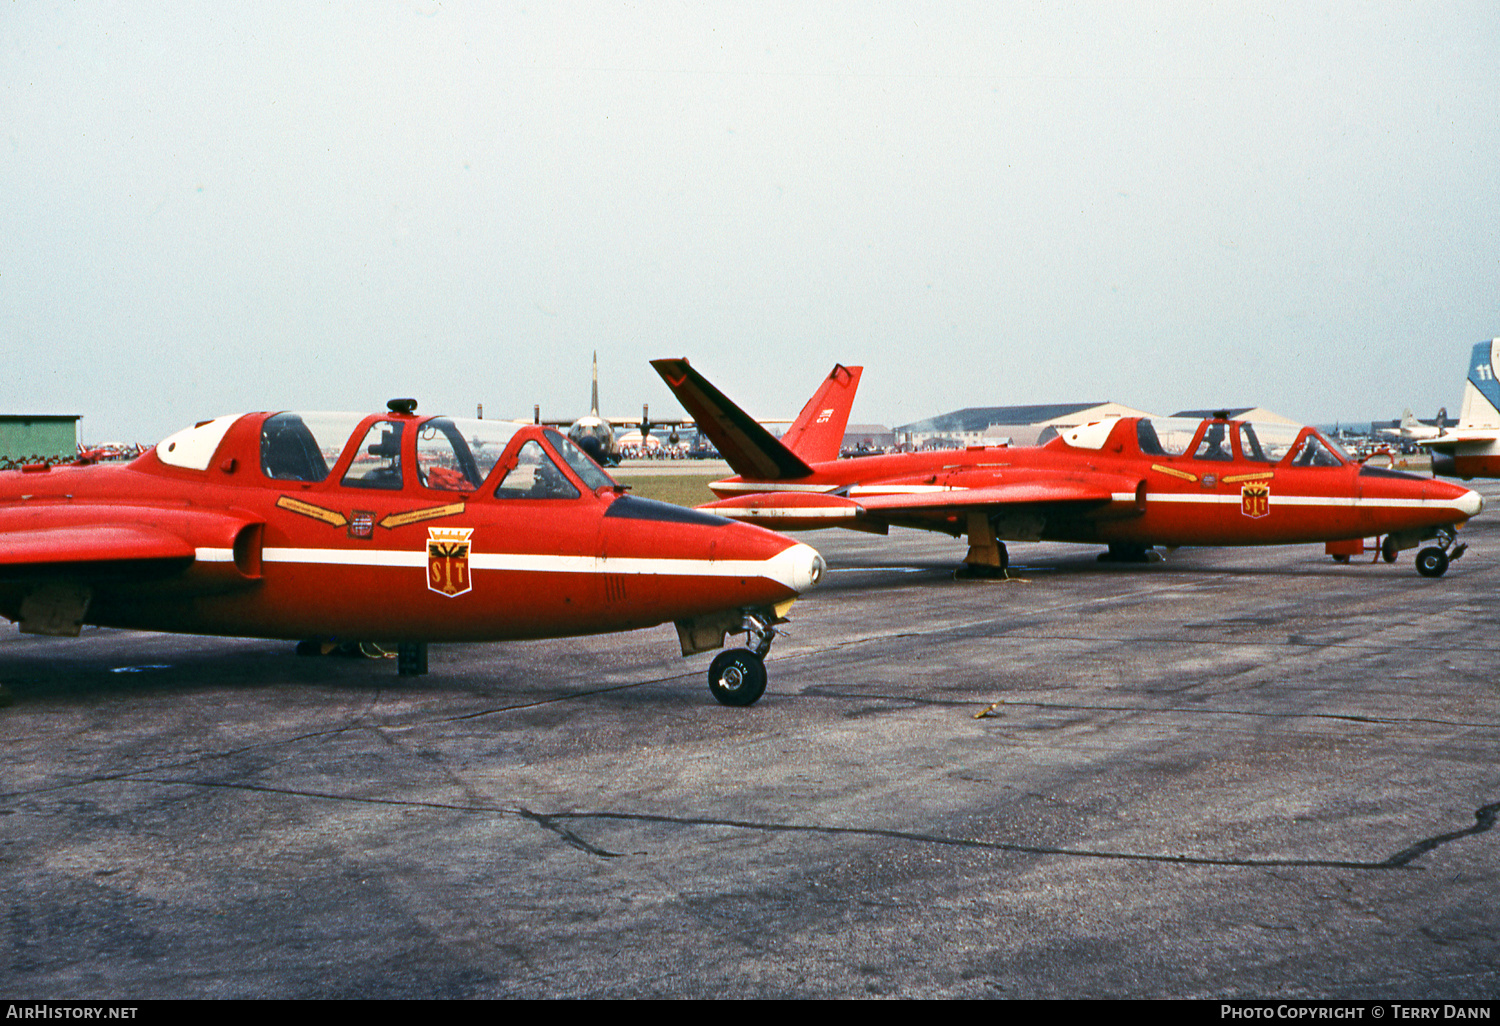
3, 2, 1498, 442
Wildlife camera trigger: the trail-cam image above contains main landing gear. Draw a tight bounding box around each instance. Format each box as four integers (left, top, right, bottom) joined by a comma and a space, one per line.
705, 609, 778, 706
1097, 543, 1159, 563
295, 639, 430, 674
956, 542, 1009, 579
956, 511, 1009, 579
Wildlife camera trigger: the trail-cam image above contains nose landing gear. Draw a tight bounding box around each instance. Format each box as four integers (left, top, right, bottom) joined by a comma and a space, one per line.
705, 609, 779, 706
1416, 526, 1467, 578
708, 648, 767, 706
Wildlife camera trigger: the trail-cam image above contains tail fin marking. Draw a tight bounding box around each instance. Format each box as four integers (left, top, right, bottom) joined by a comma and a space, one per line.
1459, 339, 1500, 430
779, 364, 864, 464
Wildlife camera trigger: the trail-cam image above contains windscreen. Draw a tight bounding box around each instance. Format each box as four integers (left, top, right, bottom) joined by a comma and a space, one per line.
545, 428, 618, 491
1136, 418, 1202, 457
261, 412, 366, 482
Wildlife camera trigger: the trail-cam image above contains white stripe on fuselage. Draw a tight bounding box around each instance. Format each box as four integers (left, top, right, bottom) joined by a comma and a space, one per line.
195, 546, 809, 579
711, 481, 961, 496
1142, 494, 1469, 510
712, 481, 842, 494
719, 507, 858, 518
706, 490, 1471, 514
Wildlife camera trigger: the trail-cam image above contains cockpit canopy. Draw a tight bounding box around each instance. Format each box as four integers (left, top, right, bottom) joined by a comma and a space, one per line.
257, 413, 531, 489
1133, 417, 1349, 467
157, 411, 619, 498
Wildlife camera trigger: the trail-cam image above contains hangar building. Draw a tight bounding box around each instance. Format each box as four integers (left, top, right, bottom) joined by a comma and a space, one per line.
0, 415, 80, 461
894, 402, 1153, 449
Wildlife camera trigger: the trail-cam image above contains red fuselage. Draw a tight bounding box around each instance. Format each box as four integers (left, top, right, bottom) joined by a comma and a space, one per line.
0, 412, 822, 644
701, 416, 1481, 549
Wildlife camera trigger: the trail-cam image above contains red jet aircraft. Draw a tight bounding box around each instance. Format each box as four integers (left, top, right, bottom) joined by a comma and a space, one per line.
653, 360, 1483, 578
0, 401, 825, 706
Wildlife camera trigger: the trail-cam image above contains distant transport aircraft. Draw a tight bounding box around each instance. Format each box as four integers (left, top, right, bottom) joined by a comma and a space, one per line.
540, 352, 793, 465
1421, 338, 1500, 480
652, 358, 1482, 578
534, 352, 691, 466
0, 400, 825, 706
1379, 407, 1447, 443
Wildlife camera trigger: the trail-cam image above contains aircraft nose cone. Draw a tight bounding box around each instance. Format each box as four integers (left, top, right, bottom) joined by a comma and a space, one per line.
1457, 487, 1483, 519
769, 541, 826, 595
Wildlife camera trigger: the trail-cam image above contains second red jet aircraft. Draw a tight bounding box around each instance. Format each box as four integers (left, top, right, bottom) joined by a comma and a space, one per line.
653, 359, 1482, 578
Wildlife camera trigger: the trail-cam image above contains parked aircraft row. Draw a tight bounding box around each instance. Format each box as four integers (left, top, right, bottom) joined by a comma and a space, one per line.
0, 342, 1493, 706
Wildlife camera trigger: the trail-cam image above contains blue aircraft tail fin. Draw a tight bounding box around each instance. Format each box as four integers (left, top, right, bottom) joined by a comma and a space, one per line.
1458, 339, 1500, 430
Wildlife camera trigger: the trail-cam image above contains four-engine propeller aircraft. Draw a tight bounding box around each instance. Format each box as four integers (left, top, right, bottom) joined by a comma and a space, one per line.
1421, 338, 1500, 480
543, 352, 794, 465
538, 352, 691, 466
0, 400, 825, 706
652, 359, 1482, 578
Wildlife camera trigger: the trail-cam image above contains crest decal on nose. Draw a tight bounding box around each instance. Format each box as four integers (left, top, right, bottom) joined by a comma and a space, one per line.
1241, 482, 1270, 519
427, 527, 474, 596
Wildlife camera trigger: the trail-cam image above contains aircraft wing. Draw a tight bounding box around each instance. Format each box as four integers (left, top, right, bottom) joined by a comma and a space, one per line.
605, 416, 693, 428
1419, 431, 1500, 448
700, 475, 1141, 530
0, 525, 197, 571
854, 479, 1137, 514
0, 507, 264, 635
0, 507, 262, 579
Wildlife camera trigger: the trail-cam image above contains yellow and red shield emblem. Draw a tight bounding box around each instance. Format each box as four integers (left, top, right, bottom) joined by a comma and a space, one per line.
1241, 482, 1270, 519
427, 527, 473, 597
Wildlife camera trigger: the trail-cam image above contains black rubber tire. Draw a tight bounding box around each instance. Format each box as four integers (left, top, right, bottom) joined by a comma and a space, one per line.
1382, 537, 1399, 563
1331, 554, 1350, 564
1415, 547, 1449, 578
707, 648, 768, 706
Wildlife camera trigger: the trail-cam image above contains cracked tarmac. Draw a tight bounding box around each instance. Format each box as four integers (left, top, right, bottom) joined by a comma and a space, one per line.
4, 481, 1500, 998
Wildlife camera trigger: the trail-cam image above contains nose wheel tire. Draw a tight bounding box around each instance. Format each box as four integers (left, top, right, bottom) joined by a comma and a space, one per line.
708, 648, 768, 706
1415, 546, 1450, 578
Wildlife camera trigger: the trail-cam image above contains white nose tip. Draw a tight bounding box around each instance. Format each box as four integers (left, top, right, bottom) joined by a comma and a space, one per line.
1458, 489, 1484, 518
770, 542, 826, 594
